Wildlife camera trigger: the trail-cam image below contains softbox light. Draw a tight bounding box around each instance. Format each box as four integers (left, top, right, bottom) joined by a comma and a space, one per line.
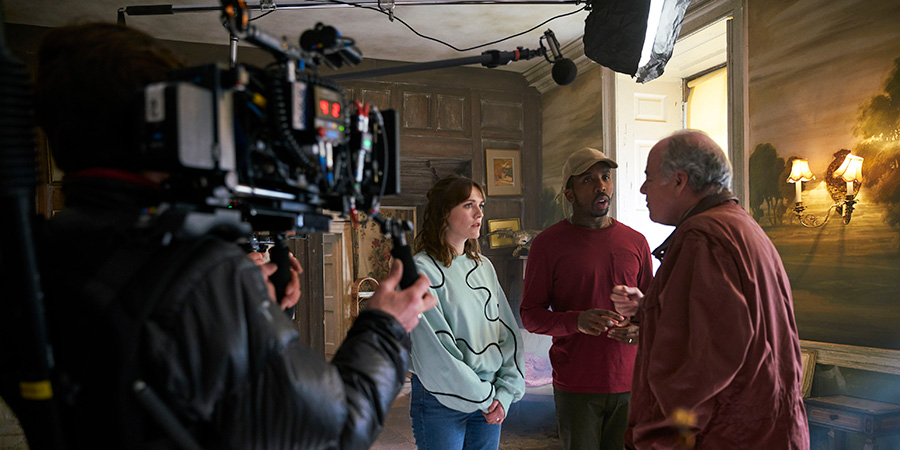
583, 0, 691, 83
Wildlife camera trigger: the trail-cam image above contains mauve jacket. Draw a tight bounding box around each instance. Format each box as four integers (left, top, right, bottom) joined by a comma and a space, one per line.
39, 173, 409, 450
627, 199, 809, 450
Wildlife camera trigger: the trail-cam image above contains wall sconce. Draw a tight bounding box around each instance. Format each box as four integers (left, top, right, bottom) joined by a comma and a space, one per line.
833, 154, 864, 222
788, 154, 864, 227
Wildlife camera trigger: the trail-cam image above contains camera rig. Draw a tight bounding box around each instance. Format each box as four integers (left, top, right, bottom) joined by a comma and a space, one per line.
141, 0, 400, 237
135, 0, 421, 294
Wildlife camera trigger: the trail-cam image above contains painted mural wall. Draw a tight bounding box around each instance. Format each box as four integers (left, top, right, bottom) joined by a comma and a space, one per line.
748, 0, 900, 350
540, 67, 604, 227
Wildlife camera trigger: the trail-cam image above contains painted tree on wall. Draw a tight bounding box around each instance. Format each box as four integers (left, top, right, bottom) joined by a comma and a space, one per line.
853, 56, 900, 249
749, 143, 788, 225
539, 186, 565, 229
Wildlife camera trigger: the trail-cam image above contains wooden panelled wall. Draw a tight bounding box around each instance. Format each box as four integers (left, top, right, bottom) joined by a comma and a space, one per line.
337, 65, 542, 331
339, 65, 542, 250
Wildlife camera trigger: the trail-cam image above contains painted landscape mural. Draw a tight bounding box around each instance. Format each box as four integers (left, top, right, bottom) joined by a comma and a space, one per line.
748, 0, 900, 350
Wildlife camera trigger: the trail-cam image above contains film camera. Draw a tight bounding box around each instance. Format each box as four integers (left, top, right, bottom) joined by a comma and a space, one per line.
131, 0, 419, 297
134, 3, 400, 237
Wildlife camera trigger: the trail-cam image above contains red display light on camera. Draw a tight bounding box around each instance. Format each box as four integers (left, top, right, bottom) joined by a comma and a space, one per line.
319, 99, 341, 119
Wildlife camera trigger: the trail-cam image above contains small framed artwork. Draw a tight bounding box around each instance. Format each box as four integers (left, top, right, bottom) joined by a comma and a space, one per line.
800, 348, 817, 398
487, 218, 521, 249
485, 148, 522, 196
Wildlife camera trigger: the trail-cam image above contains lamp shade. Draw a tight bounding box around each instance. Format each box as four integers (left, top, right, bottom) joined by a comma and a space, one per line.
787, 159, 816, 183
833, 154, 864, 182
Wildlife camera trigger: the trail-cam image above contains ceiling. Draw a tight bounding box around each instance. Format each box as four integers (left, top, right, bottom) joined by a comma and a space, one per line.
3, 0, 590, 74
3, 1, 727, 87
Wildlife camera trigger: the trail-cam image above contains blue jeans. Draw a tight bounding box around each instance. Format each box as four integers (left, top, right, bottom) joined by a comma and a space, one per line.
409, 374, 502, 450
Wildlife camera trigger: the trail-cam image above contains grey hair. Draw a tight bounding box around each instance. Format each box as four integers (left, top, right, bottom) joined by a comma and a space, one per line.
658, 130, 732, 195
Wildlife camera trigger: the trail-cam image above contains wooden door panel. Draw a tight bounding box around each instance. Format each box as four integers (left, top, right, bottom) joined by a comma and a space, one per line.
402, 92, 432, 130
399, 157, 472, 196
480, 99, 523, 135
322, 233, 343, 359
436, 94, 467, 133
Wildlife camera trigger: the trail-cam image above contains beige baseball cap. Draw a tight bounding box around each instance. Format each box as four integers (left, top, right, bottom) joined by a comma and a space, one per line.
561, 147, 618, 190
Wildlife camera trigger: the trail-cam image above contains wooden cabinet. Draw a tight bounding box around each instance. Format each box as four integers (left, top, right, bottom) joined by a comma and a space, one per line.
805, 395, 900, 450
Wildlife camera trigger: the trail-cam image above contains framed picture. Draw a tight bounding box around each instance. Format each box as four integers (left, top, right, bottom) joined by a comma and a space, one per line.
800, 348, 817, 398
353, 207, 417, 281
485, 148, 522, 196
487, 218, 521, 249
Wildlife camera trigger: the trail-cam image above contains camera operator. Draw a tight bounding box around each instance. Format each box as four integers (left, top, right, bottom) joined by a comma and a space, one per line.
33, 22, 435, 449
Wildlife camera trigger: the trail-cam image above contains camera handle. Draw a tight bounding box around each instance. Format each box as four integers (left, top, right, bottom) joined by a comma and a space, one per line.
267, 233, 295, 318
372, 216, 417, 289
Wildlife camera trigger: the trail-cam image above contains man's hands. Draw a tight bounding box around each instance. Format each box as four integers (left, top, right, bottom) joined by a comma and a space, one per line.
250, 251, 303, 311
577, 309, 624, 336
577, 308, 639, 345
607, 323, 639, 345
610, 285, 643, 317
482, 399, 506, 424
367, 260, 437, 333
608, 285, 644, 345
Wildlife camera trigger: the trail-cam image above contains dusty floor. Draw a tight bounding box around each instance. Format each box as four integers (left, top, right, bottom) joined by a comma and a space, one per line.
371, 380, 563, 450
1, 380, 562, 450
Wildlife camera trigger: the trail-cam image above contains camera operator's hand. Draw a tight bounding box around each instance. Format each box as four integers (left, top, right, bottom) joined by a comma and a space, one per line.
367, 260, 437, 332
251, 251, 303, 310
248, 251, 267, 266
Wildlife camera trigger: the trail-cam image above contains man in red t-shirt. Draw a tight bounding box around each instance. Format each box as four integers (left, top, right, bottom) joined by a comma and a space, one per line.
520, 148, 653, 450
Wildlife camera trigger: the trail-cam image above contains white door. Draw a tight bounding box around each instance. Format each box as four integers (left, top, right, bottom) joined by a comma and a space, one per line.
614, 72, 681, 270
613, 17, 730, 272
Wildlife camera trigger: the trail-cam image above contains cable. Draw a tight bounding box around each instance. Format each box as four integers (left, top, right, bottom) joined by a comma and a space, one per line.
250, 9, 277, 21
323, 0, 587, 53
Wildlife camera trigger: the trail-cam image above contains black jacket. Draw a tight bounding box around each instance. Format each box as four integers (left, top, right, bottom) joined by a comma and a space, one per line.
39, 173, 410, 449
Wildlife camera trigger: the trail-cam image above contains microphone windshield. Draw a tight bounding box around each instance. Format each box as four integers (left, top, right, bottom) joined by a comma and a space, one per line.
552, 58, 577, 85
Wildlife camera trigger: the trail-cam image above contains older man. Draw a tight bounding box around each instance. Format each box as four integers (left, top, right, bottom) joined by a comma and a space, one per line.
611, 130, 809, 449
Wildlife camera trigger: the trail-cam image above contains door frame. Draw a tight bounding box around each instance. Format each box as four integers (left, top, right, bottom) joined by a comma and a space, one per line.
602, 0, 749, 217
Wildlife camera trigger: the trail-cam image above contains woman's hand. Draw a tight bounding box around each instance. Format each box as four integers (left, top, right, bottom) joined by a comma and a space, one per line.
482, 399, 506, 424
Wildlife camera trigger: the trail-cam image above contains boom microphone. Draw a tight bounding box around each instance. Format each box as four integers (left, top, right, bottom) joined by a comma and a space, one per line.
552, 58, 577, 86
542, 29, 577, 86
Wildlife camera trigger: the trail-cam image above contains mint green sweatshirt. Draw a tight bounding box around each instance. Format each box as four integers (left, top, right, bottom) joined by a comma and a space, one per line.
410, 252, 525, 415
